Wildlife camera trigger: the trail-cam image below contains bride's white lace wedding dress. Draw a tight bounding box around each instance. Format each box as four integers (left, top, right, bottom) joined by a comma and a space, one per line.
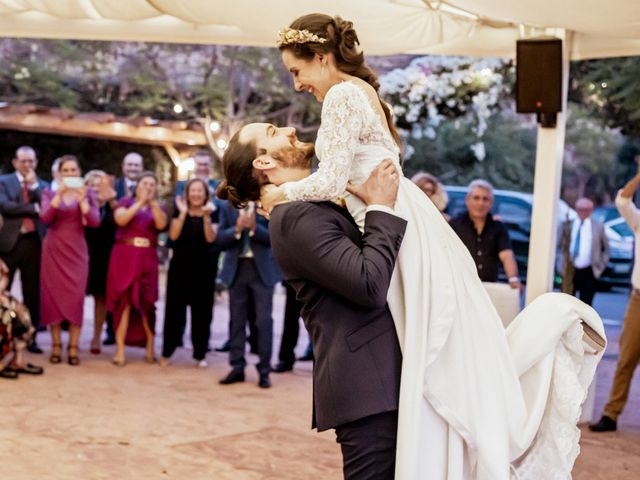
281, 81, 606, 479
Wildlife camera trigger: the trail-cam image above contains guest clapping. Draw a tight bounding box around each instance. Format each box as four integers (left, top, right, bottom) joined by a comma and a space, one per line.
107, 172, 167, 366
160, 178, 218, 367
84, 170, 117, 355
39, 155, 100, 366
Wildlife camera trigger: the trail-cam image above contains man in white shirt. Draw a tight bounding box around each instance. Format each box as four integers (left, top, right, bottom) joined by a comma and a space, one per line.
556, 197, 610, 306
591, 163, 640, 432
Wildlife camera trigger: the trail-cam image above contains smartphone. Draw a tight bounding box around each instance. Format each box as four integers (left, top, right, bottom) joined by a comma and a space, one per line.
62, 177, 84, 188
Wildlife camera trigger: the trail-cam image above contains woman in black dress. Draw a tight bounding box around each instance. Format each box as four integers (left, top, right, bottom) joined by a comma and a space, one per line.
160, 178, 218, 367
84, 170, 117, 355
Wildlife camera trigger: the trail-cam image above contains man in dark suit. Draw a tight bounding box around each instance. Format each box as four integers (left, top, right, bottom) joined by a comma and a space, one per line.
0, 146, 48, 353
114, 151, 144, 200
271, 281, 304, 372
218, 123, 405, 479
216, 199, 281, 388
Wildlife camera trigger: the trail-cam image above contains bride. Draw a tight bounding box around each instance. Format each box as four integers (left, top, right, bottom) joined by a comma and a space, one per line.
243, 13, 605, 479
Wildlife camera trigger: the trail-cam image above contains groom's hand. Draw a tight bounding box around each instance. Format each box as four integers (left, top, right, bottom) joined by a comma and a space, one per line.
346, 159, 399, 208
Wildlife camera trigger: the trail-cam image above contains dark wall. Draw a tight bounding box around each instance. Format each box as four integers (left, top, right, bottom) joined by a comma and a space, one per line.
1, 130, 169, 178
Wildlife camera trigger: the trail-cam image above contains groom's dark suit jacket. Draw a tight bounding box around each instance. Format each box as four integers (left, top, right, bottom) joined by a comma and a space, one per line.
270, 201, 405, 432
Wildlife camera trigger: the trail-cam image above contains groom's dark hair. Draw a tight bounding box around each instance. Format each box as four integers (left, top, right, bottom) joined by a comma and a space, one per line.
216, 129, 265, 209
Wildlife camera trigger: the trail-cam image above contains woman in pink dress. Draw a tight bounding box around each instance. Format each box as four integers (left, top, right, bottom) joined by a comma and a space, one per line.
107, 172, 167, 366
40, 155, 100, 366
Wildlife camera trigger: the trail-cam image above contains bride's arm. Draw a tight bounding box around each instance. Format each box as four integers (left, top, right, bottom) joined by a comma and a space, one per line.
262, 85, 363, 211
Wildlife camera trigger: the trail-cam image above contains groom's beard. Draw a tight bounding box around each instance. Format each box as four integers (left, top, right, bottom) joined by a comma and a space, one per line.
280, 141, 315, 169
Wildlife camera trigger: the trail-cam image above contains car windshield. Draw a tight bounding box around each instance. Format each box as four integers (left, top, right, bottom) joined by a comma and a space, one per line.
607, 219, 633, 238
593, 206, 619, 224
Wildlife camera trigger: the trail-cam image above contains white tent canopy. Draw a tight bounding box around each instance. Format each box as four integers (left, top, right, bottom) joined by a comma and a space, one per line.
1, 0, 639, 302
0, 0, 639, 59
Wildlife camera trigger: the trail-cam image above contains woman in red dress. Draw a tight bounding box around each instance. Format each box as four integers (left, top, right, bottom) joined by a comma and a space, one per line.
107, 172, 167, 366
40, 155, 100, 366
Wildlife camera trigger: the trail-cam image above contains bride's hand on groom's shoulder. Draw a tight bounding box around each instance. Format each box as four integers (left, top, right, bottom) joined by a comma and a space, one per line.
258, 184, 286, 217
346, 159, 399, 208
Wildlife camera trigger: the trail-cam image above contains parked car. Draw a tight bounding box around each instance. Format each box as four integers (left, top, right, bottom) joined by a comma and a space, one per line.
443, 186, 632, 287
600, 216, 634, 286
593, 205, 620, 224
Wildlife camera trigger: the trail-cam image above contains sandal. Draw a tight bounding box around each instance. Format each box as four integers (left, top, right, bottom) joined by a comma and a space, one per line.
50, 343, 62, 364
112, 358, 126, 367
145, 354, 157, 364
67, 345, 80, 366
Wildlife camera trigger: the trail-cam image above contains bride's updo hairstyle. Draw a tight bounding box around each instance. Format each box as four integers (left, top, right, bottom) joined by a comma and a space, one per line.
279, 13, 402, 148
216, 130, 263, 209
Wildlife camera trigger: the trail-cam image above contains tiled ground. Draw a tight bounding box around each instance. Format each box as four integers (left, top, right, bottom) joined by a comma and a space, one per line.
3, 280, 639, 479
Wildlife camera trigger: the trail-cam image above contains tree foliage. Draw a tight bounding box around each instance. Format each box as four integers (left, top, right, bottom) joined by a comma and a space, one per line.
561, 104, 622, 203
571, 56, 640, 138
1, 38, 637, 201
403, 112, 536, 190
0, 39, 320, 136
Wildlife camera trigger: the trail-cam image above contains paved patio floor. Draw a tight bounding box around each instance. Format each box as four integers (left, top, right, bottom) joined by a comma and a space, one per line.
2, 281, 639, 479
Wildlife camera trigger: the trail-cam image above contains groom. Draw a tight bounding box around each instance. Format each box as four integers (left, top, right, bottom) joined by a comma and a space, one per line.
218, 123, 405, 480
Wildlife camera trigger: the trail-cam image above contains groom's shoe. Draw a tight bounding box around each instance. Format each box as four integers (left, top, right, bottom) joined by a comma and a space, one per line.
219, 369, 245, 385
589, 415, 617, 432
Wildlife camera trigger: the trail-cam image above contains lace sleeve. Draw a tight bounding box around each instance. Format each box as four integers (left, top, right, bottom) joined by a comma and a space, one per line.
282, 83, 364, 201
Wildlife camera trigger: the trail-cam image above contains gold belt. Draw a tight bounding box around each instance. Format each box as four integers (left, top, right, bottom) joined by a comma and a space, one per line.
119, 237, 153, 248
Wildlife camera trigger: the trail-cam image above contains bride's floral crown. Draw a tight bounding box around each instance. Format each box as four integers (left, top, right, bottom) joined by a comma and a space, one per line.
276, 27, 327, 47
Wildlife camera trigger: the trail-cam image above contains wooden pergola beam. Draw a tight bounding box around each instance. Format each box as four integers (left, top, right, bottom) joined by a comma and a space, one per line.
0, 103, 208, 147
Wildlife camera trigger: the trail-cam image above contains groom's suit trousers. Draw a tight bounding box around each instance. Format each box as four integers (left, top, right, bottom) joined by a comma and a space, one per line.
335, 410, 398, 480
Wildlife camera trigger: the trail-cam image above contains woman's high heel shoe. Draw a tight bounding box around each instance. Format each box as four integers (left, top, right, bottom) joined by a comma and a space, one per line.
90, 340, 101, 355
67, 345, 80, 366
49, 343, 62, 364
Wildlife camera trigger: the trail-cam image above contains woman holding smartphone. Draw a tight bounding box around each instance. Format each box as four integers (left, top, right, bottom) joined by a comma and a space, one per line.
106, 171, 167, 366
40, 155, 100, 365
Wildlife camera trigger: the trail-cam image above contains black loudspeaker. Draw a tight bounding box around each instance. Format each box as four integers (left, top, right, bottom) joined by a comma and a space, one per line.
516, 37, 562, 121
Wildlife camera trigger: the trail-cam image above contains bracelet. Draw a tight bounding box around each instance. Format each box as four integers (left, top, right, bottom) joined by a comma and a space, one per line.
508, 276, 520, 284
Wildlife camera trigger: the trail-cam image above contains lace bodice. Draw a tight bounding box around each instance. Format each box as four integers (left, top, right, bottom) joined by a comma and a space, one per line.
282, 81, 401, 202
